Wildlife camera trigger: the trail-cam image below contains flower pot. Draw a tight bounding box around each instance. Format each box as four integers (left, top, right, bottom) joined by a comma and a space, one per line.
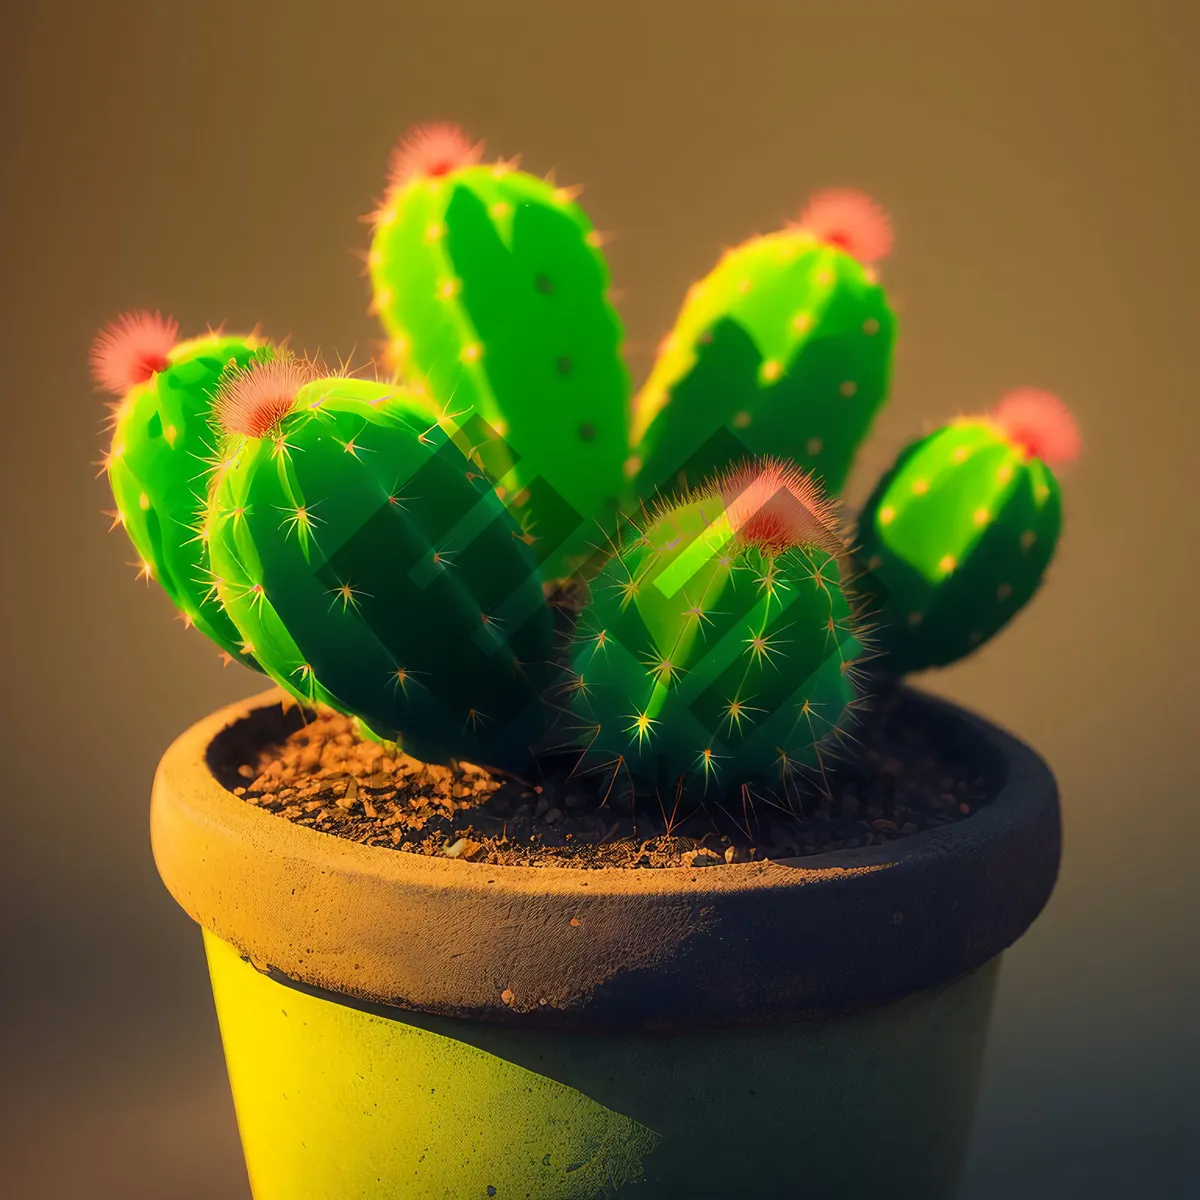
151, 685, 1060, 1199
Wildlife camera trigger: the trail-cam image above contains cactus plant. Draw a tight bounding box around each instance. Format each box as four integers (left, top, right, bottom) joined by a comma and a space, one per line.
91, 125, 1080, 799
367, 124, 631, 580
855, 389, 1081, 675
93, 311, 269, 666
567, 459, 868, 798
629, 190, 896, 503
205, 355, 556, 771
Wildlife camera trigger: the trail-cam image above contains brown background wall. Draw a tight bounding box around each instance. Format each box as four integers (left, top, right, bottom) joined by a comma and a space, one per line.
2, 1, 1197, 1195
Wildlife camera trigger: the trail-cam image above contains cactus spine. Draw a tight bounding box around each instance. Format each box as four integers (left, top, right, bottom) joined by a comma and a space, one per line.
856, 390, 1080, 674
568, 460, 866, 796
94, 312, 268, 665
629, 190, 896, 503
206, 358, 556, 771
368, 125, 631, 580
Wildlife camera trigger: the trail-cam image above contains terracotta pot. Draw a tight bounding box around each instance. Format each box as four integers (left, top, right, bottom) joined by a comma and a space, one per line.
152, 685, 1060, 1199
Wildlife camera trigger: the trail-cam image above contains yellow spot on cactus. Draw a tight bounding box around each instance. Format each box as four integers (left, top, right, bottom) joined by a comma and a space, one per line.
461, 343, 482, 364
907, 611, 924, 627
997, 583, 1013, 601
375, 286, 394, 310
953, 446, 970, 463
625, 710, 658, 747
685, 282, 708, 304
998, 463, 1013, 483
732, 411, 751, 428
492, 163, 511, 179
585, 230, 605, 248
974, 508, 990, 525
840, 381, 857, 397
792, 312, 813, 333
806, 437, 823, 456
938, 555, 956, 574
912, 479, 929, 495
164, 425, 177, 447
1035, 483, 1050, 502
139, 492, 150, 511
492, 418, 509, 438
879, 506, 896, 525
425, 222, 445, 241
437, 278, 461, 300
737, 279, 753, 294
623, 455, 642, 478
367, 248, 383, 269
376, 206, 397, 228
489, 201, 512, 218
863, 318, 880, 335
1020, 530, 1037, 550
760, 360, 782, 382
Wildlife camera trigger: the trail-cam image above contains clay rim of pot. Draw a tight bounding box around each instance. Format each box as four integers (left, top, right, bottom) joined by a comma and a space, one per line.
151, 685, 1060, 1033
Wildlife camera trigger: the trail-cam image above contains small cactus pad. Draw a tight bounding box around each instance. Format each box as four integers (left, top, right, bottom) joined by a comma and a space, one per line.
568, 461, 866, 797
206, 366, 556, 771
629, 195, 896, 504
369, 127, 631, 580
856, 391, 1079, 674
98, 316, 269, 665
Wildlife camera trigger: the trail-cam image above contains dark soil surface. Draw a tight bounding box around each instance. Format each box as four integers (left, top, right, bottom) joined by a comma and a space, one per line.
210, 688, 997, 869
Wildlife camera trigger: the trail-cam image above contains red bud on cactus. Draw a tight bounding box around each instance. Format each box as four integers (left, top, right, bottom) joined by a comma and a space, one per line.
715, 457, 844, 556
798, 189, 893, 265
387, 123, 485, 191
90, 310, 179, 395
989, 389, 1081, 466
213, 354, 322, 439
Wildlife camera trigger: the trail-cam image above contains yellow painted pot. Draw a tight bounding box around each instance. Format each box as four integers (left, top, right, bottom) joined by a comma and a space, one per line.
153, 688, 1060, 1199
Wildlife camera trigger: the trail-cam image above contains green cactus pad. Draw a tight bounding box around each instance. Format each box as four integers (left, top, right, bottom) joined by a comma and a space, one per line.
207, 373, 556, 771
629, 228, 895, 503
568, 469, 866, 798
369, 160, 631, 580
105, 331, 268, 665
856, 419, 1064, 674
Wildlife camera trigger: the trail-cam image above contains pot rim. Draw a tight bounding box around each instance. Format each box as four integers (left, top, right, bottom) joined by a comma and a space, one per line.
152, 685, 1060, 1031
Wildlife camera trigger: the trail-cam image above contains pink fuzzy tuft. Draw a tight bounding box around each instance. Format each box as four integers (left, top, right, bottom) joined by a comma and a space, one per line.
213, 354, 322, 439
90, 310, 179, 395
989, 389, 1081, 465
797, 189, 893, 264
715, 457, 843, 556
387, 123, 485, 191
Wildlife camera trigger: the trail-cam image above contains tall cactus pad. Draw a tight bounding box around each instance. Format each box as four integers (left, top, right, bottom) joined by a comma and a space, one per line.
569, 461, 866, 797
369, 126, 631, 580
630, 191, 895, 503
94, 312, 267, 665
856, 390, 1079, 674
206, 365, 556, 771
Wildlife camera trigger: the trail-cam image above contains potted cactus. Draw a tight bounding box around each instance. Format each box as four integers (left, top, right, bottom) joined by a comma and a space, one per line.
96, 124, 1076, 1199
